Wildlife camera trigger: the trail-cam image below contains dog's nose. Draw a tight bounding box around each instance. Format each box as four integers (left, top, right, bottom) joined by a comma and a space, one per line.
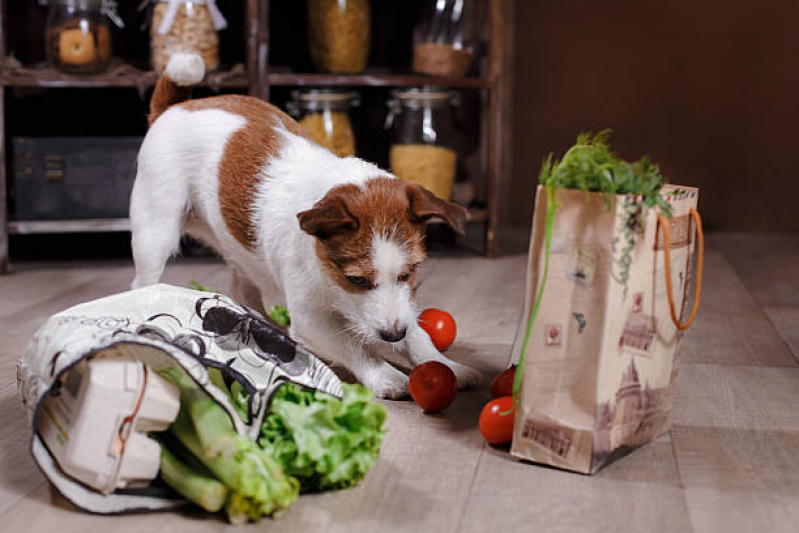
379, 326, 407, 343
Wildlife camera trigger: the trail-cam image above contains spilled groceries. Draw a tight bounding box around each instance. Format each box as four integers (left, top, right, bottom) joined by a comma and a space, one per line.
157, 366, 386, 523
18, 284, 386, 520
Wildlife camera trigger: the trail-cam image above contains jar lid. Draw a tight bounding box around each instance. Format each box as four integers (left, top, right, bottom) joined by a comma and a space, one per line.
287, 89, 360, 116
390, 87, 459, 107
43, 0, 124, 28
293, 89, 360, 103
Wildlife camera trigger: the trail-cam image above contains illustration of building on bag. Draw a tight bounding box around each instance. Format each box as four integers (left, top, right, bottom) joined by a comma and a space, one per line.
594, 358, 672, 458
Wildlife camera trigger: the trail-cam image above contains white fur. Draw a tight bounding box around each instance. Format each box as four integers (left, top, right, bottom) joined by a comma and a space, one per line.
164, 52, 205, 86
130, 105, 479, 398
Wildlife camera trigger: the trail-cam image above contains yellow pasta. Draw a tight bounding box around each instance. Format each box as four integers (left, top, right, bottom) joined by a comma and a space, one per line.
390, 144, 457, 200
299, 112, 357, 158
307, 0, 370, 73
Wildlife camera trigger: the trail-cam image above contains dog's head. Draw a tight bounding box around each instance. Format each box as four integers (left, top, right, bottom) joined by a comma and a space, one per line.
297, 177, 467, 344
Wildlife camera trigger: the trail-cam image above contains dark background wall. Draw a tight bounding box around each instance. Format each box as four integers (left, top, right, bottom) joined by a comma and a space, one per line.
508, 0, 799, 231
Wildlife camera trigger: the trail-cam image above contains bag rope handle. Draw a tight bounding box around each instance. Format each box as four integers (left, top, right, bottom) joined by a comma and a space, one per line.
657, 208, 704, 331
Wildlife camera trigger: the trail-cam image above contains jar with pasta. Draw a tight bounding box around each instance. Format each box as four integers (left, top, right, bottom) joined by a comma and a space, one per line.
307, 0, 371, 73
45, 0, 123, 74
386, 88, 460, 200
288, 90, 359, 158
147, 0, 228, 73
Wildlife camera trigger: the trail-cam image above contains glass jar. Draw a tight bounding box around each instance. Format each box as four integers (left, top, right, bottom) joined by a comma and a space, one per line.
45, 0, 120, 74
386, 88, 460, 200
413, 0, 481, 77
307, 0, 371, 73
288, 90, 359, 158
149, 0, 228, 73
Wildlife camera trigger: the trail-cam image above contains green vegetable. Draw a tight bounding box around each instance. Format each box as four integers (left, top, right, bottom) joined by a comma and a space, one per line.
169, 407, 299, 522
156, 439, 228, 512
232, 382, 387, 492
260, 383, 387, 491
266, 305, 291, 327
158, 367, 300, 522
512, 185, 557, 402
189, 280, 216, 293
538, 129, 671, 215
156, 365, 386, 522
160, 366, 239, 460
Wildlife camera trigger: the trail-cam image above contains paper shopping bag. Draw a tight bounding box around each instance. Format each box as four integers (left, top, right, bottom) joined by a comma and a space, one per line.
510, 185, 703, 474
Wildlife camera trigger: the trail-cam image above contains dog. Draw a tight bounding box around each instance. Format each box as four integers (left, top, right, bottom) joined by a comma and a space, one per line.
130, 52, 480, 398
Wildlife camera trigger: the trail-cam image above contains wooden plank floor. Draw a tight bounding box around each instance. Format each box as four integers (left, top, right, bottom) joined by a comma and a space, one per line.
0, 234, 797, 533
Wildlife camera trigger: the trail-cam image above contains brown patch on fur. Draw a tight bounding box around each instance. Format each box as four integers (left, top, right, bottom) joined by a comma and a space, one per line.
148, 74, 193, 126
176, 95, 311, 249
298, 178, 465, 293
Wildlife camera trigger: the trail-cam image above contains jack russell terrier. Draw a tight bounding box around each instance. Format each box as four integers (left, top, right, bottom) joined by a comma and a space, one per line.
130, 52, 479, 398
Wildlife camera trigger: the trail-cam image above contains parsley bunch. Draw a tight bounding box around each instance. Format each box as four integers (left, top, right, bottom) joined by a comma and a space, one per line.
538, 130, 671, 216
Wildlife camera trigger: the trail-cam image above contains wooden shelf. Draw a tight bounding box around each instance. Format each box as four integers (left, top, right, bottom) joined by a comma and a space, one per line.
466, 208, 488, 223
9, 218, 131, 234
0, 60, 249, 90
0, 62, 488, 91
267, 70, 492, 89
0, 0, 513, 267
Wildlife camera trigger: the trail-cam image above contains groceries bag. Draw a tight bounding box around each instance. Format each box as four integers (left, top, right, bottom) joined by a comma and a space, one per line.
17, 284, 343, 513
510, 185, 703, 474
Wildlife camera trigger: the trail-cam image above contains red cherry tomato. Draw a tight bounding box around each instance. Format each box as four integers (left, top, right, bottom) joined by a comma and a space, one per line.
408, 361, 457, 412
418, 308, 457, 351
490, 366, 517, 398
479, 396, 515, 445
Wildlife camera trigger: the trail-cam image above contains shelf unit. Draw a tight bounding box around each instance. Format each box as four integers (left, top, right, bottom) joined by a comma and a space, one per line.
0, 0, 514, 274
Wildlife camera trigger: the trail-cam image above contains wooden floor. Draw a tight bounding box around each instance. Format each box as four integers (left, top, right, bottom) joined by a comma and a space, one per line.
1, 233, 798, 533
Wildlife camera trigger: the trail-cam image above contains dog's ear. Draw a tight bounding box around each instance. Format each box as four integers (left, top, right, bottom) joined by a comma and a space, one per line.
406, 184, 468, 235
297, 189, 359, 239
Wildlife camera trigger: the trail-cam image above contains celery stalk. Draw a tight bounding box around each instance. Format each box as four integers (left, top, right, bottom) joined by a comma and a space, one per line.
162, 368, 300, 522
157, 442, 227, 512
159, 366, 239, 459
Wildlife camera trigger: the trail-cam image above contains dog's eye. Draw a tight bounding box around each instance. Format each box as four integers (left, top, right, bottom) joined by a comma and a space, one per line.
398, 264, 418, 283
346, 276, 374, 290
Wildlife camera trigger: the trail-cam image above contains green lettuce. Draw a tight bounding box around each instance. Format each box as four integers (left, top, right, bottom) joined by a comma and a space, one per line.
232, 381, 387, 492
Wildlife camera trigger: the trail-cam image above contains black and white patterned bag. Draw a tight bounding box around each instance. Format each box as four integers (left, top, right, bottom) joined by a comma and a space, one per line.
17, 284, 342, 514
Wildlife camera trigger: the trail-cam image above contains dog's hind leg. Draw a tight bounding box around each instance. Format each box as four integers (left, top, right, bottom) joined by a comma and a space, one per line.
129, 161, 189, 289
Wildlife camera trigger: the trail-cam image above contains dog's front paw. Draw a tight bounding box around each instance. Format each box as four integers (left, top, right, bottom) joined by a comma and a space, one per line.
450, 362, 481, 390
360, 363, 409, 400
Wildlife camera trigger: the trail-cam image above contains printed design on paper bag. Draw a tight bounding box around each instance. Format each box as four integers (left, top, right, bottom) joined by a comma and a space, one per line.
545, 324, 563, 346
631, 291, 644, 313
619, 292, 655, 355
611, 197, 646, 297
521, 418, 575, 459
573, 313, 586, 333
654, 213, 691, 250
565, 241, 598, 287
594, 358, 672, 462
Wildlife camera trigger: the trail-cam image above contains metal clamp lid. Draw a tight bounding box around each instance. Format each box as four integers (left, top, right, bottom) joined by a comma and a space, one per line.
384, 87, 460, 129
41, 0, 125, 28
287, 89, 361, 117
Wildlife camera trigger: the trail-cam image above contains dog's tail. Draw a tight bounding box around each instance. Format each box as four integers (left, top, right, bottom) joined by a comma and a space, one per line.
148, 52, 205, 126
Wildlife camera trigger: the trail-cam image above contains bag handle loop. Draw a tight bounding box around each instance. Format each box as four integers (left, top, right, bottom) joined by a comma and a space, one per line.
657, 208, 704, 331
